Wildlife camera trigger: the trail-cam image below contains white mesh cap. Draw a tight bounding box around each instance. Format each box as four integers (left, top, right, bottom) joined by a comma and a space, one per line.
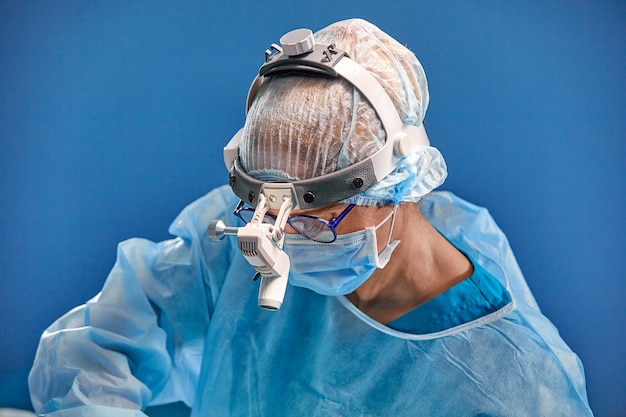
239, 18, 447, 206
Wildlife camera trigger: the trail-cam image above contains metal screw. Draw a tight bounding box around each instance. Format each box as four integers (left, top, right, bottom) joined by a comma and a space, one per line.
304, 192, 315, 203
352, 178, 364, 188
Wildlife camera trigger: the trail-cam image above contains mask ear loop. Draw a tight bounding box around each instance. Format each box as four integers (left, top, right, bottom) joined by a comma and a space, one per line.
372, 205, 400, 269
374, 205, 398, 247
386, 205, 398, 247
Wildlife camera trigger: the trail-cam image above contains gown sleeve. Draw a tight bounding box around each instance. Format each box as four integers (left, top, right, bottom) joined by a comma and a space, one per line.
28, 185, 238, 416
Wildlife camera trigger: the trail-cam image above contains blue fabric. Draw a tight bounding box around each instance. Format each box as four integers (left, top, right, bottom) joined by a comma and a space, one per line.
29, 186, 594, 416
388, 258, 512, 334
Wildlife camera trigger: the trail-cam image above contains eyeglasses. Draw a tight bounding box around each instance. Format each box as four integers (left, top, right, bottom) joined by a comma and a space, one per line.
234, 200, 356, 243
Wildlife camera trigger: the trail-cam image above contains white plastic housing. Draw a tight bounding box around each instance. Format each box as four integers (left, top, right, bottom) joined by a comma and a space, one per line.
236, 225, 290, 310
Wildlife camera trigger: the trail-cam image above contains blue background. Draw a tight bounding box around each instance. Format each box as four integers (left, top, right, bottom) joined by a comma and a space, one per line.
1, 1, 624, 416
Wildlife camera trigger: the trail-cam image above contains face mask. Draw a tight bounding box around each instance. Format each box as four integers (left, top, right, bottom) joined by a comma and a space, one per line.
283, 207, 400, 296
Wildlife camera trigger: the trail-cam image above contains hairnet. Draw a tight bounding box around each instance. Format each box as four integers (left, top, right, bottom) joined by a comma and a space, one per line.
239, 18, 447, 206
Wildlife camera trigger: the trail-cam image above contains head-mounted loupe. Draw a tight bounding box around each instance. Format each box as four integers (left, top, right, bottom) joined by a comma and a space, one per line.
209, 27, 430, 311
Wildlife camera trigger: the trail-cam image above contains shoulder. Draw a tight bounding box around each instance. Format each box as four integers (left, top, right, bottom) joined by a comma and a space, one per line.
420, 191, 508, 263
421, 191, 541, 310
420, 191, 492, 228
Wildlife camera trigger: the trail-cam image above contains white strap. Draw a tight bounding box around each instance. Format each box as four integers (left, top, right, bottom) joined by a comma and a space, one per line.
235, 55, 430, 182
334, 57, 429, 180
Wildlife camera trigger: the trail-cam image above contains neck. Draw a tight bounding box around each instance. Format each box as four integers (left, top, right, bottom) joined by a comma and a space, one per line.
346, 203, 473, 324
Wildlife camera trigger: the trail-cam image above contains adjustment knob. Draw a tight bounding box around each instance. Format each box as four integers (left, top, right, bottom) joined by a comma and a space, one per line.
208, 220, 226, 240
207, 220, 239, 240
280, 28, 315, 56
394, 133, 413, 157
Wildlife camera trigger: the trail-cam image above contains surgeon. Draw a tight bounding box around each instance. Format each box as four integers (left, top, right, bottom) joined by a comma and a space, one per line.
29, 18, 594, 416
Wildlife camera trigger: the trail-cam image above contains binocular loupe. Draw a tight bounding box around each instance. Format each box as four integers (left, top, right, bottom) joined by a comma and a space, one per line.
208, 184, 295, 310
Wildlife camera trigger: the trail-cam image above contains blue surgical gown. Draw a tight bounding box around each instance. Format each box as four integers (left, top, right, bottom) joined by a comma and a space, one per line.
28, 186, 594, 416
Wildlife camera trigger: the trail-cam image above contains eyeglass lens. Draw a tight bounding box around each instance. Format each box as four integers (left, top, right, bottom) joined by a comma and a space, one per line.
235, 203, 354, 243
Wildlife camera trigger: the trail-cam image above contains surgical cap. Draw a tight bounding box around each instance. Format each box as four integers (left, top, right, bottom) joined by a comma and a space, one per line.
239, 18, 447, 206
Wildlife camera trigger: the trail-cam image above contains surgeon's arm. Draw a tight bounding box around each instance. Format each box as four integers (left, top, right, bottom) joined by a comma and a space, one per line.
29, 235, 210, 416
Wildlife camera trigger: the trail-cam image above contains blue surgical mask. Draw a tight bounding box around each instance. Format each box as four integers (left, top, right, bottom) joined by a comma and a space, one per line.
284, 207, 400, 296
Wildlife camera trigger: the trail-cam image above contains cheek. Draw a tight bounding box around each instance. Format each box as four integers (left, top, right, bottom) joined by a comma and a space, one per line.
334, 223, 356, 235
334, 207, 387, 236
334, 217, 369, 235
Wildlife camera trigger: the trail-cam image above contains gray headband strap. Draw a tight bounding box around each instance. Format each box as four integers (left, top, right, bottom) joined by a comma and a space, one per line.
230, 157, 378, 209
